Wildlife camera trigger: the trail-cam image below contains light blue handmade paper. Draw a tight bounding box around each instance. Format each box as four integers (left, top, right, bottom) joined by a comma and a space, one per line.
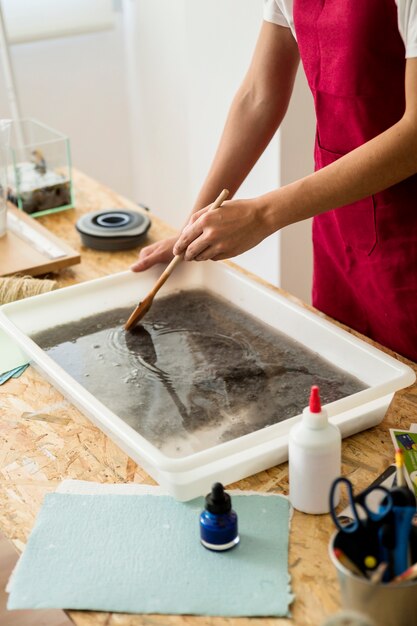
0, 363, 29, 384
8, 492, 293, 616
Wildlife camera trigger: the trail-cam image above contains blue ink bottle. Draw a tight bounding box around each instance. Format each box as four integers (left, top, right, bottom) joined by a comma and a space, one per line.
200, 482, 239, 551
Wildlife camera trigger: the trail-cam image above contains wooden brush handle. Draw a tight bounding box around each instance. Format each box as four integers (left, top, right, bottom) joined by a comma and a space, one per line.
209, 188, 229, 211
149, 188, 229, 298
149, 254, 182, 298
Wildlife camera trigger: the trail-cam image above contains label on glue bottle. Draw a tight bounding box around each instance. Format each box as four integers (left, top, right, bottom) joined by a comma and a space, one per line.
289, 385, 341, 514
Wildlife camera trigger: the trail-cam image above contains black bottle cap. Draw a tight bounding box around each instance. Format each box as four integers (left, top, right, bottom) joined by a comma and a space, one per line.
204, 482, 231, 514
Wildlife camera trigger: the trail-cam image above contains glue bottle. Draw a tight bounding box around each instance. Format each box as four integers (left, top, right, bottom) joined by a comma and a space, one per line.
199, 482, 239, 551
288, 385, 341, 514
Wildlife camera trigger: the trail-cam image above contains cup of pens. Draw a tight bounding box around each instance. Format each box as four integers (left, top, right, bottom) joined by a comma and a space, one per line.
329, 451, 417, 626
329, 532, 417, 626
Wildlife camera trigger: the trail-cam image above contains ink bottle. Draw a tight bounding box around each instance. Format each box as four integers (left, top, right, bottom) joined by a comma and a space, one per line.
200, 482, 239, 551
288, 385, 341, 514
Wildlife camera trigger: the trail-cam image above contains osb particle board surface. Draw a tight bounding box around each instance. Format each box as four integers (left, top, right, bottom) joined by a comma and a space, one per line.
1, 169, 417, 626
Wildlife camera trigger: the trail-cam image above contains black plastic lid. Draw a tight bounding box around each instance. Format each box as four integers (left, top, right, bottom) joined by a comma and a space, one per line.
204, 482, 231, 514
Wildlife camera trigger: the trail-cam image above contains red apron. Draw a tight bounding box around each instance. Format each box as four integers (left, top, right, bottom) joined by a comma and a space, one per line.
293, 0, 417, 360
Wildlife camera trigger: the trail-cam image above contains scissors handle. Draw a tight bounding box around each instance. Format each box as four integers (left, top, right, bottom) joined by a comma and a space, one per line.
329, 477, 361, 533
330, 478, 393, 533
358, 485, 393, 522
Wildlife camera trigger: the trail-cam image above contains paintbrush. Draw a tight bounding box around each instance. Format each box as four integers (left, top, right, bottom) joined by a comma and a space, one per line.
124, 188, 229, 331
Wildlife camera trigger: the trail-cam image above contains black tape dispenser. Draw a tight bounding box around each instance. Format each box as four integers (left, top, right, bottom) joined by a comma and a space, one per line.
76, 209, 151, 251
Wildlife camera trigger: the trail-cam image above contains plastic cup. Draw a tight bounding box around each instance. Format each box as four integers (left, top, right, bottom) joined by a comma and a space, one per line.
329, 532, 417, 626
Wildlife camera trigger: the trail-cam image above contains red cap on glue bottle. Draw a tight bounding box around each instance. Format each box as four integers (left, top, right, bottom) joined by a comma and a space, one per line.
303, 385, 328, 429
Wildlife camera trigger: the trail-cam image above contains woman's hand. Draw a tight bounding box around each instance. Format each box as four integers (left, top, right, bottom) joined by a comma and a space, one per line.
173, 197, 272, 261
130, 236, 177, 272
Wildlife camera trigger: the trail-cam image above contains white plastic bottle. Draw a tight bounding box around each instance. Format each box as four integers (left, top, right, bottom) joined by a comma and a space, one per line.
289, 385, 341, 514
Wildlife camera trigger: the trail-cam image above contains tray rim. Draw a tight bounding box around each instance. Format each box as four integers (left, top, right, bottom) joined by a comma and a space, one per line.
0, 266, 415, 475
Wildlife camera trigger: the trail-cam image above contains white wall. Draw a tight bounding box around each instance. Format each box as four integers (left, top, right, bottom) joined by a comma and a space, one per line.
0, 10, 133, 198
280, 68, 315, 303
122, 0, 189, 220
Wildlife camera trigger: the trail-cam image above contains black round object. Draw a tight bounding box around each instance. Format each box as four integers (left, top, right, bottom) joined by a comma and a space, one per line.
75, 209, 151, 251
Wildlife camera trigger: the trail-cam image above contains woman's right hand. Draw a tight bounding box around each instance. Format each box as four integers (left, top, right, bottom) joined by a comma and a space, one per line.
130, 236, 177, 272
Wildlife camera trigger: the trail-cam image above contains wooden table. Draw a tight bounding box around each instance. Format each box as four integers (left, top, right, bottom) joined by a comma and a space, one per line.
1, 170, 416, 626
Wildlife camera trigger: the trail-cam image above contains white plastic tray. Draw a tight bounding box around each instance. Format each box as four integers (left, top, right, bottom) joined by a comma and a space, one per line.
0, 263, 414, 500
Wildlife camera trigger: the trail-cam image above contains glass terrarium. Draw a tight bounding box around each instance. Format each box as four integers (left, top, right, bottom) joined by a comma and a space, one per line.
6, 119, 73, 217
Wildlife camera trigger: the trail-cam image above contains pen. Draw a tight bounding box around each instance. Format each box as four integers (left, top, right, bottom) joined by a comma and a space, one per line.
333, 548, 365, 578
392, 561, 417, 583
369, 561, 388, 583
392, 448, 415, 504
395, 448, 406, 487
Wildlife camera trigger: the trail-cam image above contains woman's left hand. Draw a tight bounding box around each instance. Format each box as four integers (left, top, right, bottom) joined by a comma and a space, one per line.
173, 197, 272, 261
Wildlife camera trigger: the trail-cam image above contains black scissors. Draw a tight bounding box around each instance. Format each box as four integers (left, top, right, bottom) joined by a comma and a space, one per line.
336, 464, 396, 527
330, 476, 394, 573
330, 476, 393, 533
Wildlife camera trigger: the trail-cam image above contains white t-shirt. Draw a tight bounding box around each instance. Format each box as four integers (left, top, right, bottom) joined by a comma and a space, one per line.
264, 0, 417, 58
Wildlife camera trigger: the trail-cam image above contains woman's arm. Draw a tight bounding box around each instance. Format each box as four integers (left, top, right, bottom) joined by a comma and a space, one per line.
174, 58, 417, 261
131, 21, 299, 271
191, 21, 299, 211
